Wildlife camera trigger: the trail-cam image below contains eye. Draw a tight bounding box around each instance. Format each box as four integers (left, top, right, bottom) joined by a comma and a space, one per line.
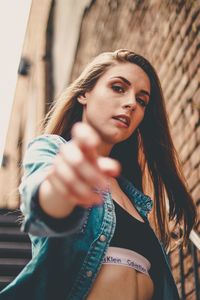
111, 84, 125, 94
136, 97, 148, 108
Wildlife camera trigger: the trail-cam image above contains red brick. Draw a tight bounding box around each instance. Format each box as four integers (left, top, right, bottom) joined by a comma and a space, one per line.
188, 108, 199, 130
180, 4, 200, 38
180, 132, 197, 164
167, 73, 189, 113
187, 291, 197, 300
191, 180, 200, 203
183, 33, 200, 70
184, 254, 193, 274
167, 35, 182, 65
189, 145, 200, 168
171, 5, 187, 39
170, 248, 180, 268
196, 125, 200, 145
165, 67, 183, 100
175, 37, 190, 67
187, 167, 199, 190
158, 35, 174, 66
169, 101, 183, 125
188, 49, 200, 79
193, 88, 200, 110
182, 78, 199, 102
183, 102, 193, 119
185, 272, 195, 296
183, 160, 192, 178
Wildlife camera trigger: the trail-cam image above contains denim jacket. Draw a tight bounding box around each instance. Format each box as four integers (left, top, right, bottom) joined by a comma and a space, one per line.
0, 135, 180, 300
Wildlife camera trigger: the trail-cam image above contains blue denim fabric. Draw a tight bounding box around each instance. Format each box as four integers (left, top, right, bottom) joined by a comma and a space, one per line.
0, 135, 180, 300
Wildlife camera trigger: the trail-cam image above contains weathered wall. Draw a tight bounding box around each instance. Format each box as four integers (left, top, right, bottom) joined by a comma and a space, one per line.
70, 0, 200, 298
52, 0, 91, 96
0, 0, 90, 209
0, 0, 52, 208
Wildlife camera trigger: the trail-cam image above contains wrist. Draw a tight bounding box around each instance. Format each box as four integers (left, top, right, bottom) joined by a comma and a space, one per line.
39, 179, 76, 218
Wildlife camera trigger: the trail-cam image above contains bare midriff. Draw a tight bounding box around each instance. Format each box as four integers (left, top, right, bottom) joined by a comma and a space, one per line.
86, 264, 154, 300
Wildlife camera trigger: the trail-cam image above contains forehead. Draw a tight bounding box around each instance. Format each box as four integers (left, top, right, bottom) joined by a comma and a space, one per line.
101, 62, 150, 91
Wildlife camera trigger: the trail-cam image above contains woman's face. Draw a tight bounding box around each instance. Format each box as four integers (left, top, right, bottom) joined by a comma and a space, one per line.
78, 62, 150, 147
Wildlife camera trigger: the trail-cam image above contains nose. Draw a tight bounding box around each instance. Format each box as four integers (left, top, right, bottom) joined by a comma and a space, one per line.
122, 95, 137, 111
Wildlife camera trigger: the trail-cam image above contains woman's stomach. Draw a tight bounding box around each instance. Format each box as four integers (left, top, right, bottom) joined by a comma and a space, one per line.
86, 263, 154, 300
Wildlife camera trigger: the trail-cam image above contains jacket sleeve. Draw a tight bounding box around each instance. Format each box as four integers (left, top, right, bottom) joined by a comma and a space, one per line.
19, 134, 87, 237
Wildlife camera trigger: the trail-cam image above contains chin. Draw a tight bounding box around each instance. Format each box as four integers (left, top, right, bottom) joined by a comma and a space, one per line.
88, 121, 133, 144
100, 130, 131, 145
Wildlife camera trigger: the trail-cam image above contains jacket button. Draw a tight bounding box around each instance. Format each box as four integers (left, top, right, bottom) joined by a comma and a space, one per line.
86, 270, 93, 277
99, 234, 106, 242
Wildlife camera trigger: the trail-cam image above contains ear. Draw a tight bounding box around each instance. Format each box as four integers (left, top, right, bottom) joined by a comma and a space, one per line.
77, 94, 87, 105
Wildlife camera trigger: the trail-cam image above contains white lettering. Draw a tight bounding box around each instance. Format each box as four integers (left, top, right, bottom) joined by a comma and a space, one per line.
103, 255, 148, 275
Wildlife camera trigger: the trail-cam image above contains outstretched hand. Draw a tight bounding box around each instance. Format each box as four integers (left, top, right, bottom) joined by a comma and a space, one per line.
42, 122, 121, 215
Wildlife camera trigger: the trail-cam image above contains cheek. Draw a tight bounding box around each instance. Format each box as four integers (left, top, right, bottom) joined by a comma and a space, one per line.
130, 111, 145, 130
84, 100, 108, 124
87, 97, 114, 116
136, 110, 145, 122
139, 111, 145, 123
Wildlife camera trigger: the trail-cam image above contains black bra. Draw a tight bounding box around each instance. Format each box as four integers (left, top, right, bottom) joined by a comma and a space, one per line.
110, 200, 164, 299
110, 200, 152, 260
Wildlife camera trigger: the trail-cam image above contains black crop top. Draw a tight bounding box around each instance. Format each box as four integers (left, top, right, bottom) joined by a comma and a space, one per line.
110, 200, 164, 299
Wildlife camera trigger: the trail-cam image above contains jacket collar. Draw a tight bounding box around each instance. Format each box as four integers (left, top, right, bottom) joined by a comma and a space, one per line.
116, 175, 153, 217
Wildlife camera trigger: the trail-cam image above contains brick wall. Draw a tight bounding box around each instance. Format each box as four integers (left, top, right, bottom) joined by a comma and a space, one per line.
70, 0, 200, 298
0, 0, 199, 297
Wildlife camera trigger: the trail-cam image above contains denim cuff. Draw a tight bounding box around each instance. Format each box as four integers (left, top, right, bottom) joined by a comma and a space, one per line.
32, 185, 86, 233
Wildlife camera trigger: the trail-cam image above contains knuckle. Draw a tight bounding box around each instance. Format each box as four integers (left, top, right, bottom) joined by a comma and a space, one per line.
62, 143, 84, 167
53, 153, 63, 166
65, 171, 76, 185
58, 186, 67, 198
72, 122, 100, 147
59, 144, 66, 154
76, 181, 89, 195
46, 165, 55, 176
59, 142, 74, 157
53, 160, 63, 176
71, 154, 84, 167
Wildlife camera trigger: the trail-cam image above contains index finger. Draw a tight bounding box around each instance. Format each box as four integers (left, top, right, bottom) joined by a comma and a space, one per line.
71, 122, 101, 162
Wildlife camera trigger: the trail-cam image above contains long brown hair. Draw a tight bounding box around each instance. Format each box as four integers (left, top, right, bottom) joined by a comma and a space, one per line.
43, 49, 196, 249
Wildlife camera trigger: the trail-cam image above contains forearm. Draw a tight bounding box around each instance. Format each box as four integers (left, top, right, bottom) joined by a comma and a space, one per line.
38, 179, 76, 218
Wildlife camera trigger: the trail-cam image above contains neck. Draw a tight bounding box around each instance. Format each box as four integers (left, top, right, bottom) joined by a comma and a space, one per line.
97, 143, 113, 157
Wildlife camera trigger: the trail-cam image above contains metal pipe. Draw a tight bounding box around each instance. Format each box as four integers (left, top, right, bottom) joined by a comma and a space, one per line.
191, 242, 200, 300
179, 246, 186, 299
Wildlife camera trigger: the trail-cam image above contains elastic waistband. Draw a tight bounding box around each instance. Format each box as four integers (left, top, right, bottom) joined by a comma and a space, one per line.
102, 247, 151, 276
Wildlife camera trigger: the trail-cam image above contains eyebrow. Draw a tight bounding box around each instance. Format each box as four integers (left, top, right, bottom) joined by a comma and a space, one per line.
111, 76, 131, 86
110, 76, 150, 98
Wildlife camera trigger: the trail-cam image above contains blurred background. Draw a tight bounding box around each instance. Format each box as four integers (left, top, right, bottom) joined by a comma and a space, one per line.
0, 0, 199, 298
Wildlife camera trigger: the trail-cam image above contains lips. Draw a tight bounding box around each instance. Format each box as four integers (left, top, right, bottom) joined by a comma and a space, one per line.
112, 114, 130, 127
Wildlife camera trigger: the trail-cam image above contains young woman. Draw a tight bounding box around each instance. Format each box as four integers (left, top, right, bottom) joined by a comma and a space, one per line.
0, 49, 196, 300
